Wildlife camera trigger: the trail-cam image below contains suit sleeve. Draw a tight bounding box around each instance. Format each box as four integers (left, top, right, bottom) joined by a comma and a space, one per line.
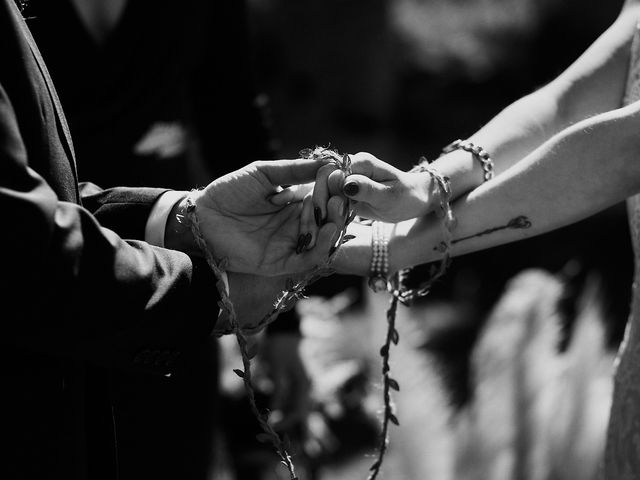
0, 84, 219, 375
79, 181, 170, 241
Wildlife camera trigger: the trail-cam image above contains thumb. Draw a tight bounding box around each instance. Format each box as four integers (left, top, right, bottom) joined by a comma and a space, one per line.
342, 174, 389, 203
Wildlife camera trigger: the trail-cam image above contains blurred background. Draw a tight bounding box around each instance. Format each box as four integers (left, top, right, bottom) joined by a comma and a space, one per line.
234, 0, 632, 478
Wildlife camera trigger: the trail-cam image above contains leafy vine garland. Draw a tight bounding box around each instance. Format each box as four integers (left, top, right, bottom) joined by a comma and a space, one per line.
187, 148, 454, 479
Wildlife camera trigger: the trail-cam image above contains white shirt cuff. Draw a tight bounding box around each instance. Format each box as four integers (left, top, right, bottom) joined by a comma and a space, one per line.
144, 190, 229, 296
145, 190, 187, 247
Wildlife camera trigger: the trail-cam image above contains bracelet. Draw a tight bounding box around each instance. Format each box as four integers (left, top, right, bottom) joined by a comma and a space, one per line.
441, 139, 494, 182
398, 164, 456, 303
368, 221, 393, 293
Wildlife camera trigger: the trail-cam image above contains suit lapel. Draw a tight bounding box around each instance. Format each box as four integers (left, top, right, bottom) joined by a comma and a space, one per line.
17, 11, 80, 200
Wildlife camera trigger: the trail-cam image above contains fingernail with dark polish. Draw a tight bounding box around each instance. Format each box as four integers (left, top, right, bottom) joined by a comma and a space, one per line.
343, 182, 359, 197
303, 232, 313, 250
295, 234, 306, 254
314, 207, 323, 227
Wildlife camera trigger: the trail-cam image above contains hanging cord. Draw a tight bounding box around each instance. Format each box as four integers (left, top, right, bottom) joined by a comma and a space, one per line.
184, 147, 355, 479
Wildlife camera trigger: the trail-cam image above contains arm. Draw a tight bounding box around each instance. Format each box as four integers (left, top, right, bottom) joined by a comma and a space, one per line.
326, 3, 640, 226
79, 181, 171, 241
335, 99, 640, 275
0, 85, 218, 374
396, 100, 640, 272
430, 3, 640, 199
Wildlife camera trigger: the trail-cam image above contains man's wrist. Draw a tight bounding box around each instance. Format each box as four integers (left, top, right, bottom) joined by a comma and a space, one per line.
164, 194, 201, 257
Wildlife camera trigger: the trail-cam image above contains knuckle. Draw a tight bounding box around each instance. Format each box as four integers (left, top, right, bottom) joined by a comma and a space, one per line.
354, 151, 378, 161
359, 157, 375, 171
319, 163, 336, 175
249, 160, 265, 170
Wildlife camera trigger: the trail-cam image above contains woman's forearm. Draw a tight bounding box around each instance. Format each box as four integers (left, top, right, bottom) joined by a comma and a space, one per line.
428, 5, 637, 201
392, 101, 640, 272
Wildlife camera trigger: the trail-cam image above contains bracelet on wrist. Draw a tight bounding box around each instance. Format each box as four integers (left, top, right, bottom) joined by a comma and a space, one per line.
368, 220, 393, 293
441, 139, 494, 182
398, 163, 456, 303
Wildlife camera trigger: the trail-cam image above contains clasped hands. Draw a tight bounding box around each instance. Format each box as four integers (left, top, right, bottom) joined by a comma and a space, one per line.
164, 153, 440, 329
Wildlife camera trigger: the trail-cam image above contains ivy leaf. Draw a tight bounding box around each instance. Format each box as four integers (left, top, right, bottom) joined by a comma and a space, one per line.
388, 378, 400, 391
380, 345, 389, 357
233, 369, 245, 378
390, 329, 399, 345
369, 460, 381, 471
389, 413, 400, 426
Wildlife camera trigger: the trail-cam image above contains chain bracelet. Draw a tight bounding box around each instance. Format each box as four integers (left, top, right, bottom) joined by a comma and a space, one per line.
442, 138, 494, 182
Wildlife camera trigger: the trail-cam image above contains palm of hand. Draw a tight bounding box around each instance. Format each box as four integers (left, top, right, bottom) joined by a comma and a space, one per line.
195, 166, 311, 275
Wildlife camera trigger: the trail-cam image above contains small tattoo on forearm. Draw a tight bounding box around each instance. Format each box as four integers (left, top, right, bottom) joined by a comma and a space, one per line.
433, 215, 532, 251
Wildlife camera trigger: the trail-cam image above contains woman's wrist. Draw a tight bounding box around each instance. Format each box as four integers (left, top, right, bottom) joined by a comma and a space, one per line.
332, 221, 373, 276
388, 220, 414, 273
411, 170, 443, 217
388, 216, 443, 273
429, 148, 485, 199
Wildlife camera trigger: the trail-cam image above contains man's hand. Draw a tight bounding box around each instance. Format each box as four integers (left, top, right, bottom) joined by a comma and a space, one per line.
216, 271, 299, 331
194, 159, 344, 276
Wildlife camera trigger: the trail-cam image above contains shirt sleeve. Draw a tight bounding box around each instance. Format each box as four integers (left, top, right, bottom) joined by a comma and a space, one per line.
144, 190, 229, 296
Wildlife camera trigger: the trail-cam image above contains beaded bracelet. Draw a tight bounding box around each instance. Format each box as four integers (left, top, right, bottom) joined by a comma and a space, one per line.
368, 220, 392, 293
442, 139, 494, 182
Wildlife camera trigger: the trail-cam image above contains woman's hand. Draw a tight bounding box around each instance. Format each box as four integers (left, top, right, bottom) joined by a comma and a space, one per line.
269, 152, 440, 253
330, 152, 440, 223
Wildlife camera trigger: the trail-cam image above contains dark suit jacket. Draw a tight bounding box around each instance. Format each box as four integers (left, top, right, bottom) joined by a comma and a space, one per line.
0, 1, 218, 478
